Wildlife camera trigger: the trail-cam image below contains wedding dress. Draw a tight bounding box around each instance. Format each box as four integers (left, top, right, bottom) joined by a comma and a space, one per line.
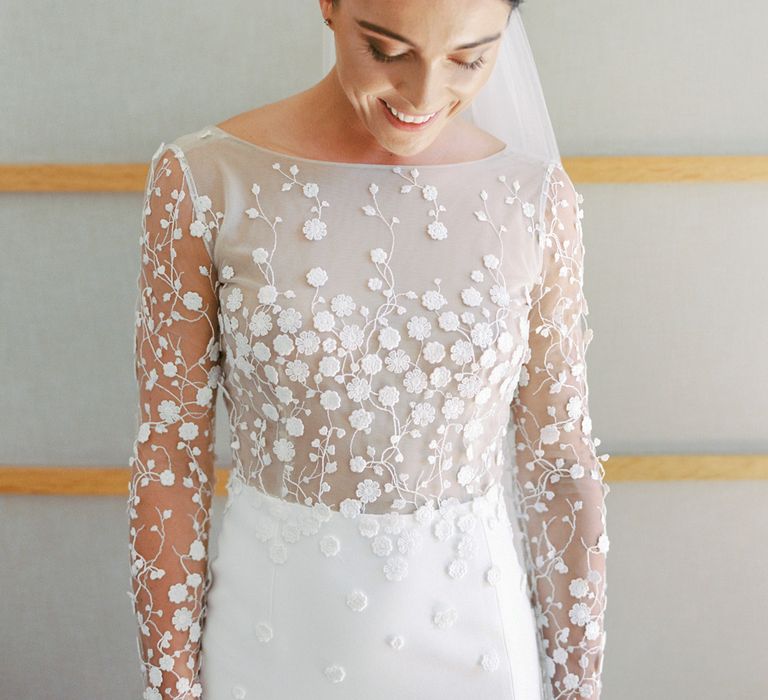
127, 124, 610, 700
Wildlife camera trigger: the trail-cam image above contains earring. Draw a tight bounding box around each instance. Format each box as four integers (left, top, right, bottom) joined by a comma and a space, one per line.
323, 17, 331, 27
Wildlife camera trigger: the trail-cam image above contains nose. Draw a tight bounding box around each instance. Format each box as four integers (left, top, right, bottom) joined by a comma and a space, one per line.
397, 63, 448, 114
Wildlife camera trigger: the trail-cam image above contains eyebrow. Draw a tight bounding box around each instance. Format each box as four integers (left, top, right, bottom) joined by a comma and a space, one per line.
354, 19, 501, 51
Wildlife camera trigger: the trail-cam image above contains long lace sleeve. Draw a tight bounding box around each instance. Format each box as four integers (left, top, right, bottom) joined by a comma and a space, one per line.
509, 162, 610, 700
127, 142, 221, 700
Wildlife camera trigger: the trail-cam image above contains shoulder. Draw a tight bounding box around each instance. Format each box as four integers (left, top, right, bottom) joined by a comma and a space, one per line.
215, 98, 306, 153
445, 121, 508, 161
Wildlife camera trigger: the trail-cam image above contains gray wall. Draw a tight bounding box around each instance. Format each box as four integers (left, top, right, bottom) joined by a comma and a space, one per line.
1, 1, 766, 698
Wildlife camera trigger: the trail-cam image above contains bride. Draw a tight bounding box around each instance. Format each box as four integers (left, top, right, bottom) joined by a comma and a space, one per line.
127, 1, 610, 699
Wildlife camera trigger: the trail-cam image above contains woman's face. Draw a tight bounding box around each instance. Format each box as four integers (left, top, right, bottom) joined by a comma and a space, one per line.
322, 0, 510, 156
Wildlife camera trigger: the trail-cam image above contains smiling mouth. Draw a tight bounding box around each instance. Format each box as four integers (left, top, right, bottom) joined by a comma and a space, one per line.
379, 98, 446, 127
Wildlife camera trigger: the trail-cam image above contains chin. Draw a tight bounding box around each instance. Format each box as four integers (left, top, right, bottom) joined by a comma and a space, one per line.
374, 101, 457, 145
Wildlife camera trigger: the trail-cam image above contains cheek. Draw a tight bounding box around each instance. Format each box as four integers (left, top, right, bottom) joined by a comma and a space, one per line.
350, 64, 393, 96
455, 71, 493, 101
335, 50, 391, 96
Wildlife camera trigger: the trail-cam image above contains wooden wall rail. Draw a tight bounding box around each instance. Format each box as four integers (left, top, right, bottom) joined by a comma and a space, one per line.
0, 456, 766, 495
1, 156, 768, 191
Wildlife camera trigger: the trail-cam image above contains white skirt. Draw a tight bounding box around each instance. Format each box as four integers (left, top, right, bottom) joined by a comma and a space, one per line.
200, 477, 544, 700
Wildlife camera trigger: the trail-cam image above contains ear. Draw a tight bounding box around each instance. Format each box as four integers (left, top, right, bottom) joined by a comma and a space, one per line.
318, 0, 334, 23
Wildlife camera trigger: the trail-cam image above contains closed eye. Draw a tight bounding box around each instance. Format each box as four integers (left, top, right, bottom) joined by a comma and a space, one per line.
366, 42, 487, 72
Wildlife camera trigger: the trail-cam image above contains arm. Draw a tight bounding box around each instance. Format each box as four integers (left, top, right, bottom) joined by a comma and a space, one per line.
127, 143, 221, 700
509, 162, 610, 700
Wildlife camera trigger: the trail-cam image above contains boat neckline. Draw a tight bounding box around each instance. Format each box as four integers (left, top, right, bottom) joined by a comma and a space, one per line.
204, 124, 514, 169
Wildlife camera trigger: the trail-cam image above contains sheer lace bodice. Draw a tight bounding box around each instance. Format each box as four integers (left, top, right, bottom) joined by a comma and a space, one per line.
127, 125, 610, 700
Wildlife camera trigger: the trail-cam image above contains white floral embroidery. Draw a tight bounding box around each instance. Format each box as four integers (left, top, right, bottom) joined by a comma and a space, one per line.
253, 621, 273, 643
323, 664, 346, 683
383, 556, 409, 582
479, 649, 500, 672
447, 558, 468, 579
319, 534, 341, 557
346, 589, 369, 612
486, 565, 502, 586
129, 133, 608, 700
392, 167, 449, 240
432, 607, 458, 630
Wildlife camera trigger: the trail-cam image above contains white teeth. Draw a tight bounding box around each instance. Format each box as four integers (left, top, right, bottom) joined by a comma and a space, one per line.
384, 101, 436, 124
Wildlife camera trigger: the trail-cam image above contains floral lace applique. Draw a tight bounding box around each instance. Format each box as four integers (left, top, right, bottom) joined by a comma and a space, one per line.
129, 131, 608, 700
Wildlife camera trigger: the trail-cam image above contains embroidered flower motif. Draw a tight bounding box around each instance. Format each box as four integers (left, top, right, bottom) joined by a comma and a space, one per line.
479, 649, 500, 672
172, 607, 193, 631
281, 520, 300, 543
456, 465, 476, 487
253, 621, 273, 642
384, 349, 409, 373
346, 589, 369, 612
356, 479, 382, 504
349, 407, 374, 431
331, 293, 355, 317
569, 577, 590, 598
485, 566, 502, 586
585, 619, 601, 641
245, 312, 268, 339
447, 558, 468, 579
370, 247, 388, 264
397, 528, 422, 555
421, 185, 438, 201
340, 499, 362, 519
381, 511, 404, 535
251, 247, 269, 264
433, 517, 454, 542
569, 602, 592, 626
456, 535, 476, 559
323, 664, 346, 683
569, 462, 586, 479
257, 284, 278, 305
410, 401, 436, 426
303, 217, 327, 241
226, 288, 243, 312
421, 289, 447, 311
383, 556, 408, 582
387, 634, 405, 650
371, 534, 393, 557
358, 514, 380, 538
407, 315, 432, 340
456, 513, 477, 533
378, 326, 401, 350
415, 502, 436, 526
231, 684, 247, 699
432, 607, 458, 629
427, 221, 448, 240
562, 672, 581, 691
403, 368, 428, 394
460, 287, 483, 307
318, 534, 341, 557
306, 267, 328, 287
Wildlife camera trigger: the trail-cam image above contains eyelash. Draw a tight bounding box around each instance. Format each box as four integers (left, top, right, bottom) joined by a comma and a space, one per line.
366, 42, 487, 72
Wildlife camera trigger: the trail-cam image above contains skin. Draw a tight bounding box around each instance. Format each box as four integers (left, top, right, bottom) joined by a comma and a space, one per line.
218, 0, 513, 165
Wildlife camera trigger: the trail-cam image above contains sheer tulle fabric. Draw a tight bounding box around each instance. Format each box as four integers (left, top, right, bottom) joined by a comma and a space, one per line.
127, 128, 609, 700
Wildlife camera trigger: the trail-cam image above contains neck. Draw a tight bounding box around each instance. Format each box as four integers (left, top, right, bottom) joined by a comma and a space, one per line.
297, 69, 385, 155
